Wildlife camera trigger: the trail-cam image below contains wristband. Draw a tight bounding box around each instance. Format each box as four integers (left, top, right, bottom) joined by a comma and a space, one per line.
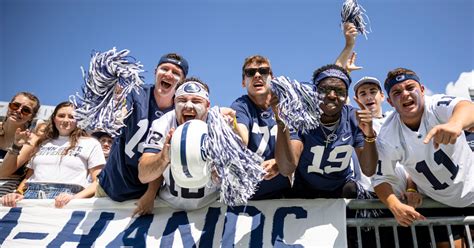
364, 136, 377, 143
364, 131, 377, 143
8, 143, 23, 155
12, 143, 23, 151
233, 116, 238, 130
406, 188, 418, 193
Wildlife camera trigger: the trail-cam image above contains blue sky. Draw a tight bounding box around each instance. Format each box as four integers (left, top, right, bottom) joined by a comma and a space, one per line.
1, 0, 473, 112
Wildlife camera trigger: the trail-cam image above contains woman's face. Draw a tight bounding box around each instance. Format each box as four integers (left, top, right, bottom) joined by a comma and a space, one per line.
35, 123, 48, 138
53, 106, 76, 136
6, 94, 37, 127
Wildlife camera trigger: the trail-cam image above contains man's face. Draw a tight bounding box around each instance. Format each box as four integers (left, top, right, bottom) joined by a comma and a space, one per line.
175, 95, 210, 125
155, 63, 184, 98
242, 62, 272, 97
387, 80, 425, 121
356, 83, 384, 116
98, 135, 113, 158
317, 78, 348, 117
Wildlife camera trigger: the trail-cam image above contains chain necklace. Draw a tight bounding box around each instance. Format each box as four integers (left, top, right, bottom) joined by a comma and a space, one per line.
320, 120, 339, 148
320, 119, 339, 126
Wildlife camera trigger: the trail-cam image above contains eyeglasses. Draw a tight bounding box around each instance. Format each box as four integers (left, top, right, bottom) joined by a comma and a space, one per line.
317, 86, 347, 97
244, 67, 271, 77
8, 102, 33, 116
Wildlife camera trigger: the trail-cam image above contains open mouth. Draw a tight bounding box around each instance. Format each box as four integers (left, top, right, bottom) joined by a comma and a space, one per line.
253, 80, 266, 89
322, 102, 338, 111
183, 113, 196, 122
160, 80, 173, 90
365, 102, 375, 107
402, 100, 415, 108
324, 100, 337, 107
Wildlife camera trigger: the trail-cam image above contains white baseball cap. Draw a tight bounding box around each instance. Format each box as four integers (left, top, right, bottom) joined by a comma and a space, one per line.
353, 76, 382, 94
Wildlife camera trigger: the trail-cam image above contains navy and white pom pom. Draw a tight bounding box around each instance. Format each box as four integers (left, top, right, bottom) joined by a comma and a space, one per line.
203, 106, 265, 206
70, 47, 144, 136
270, 76, 322, 134
341, 0, 371, 39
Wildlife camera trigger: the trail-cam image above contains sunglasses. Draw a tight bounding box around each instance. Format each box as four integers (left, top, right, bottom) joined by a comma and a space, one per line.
8, 102, 33, 116
317, 86, 348, 97
244, 67, 271, 77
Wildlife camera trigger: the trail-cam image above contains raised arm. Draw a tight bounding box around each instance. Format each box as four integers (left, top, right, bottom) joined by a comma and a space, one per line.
423, 100, 474, 149
138, 152, 170, 184
353, 97, 378, 176
448, 100, 474, 130
334, 22, 358, 68
0, 129, 37, 178
234, 123, 250, 146
273, 106, 303, 177
138, 129, 174, 184
221, 106, 249, 145
344, 52, 363, 74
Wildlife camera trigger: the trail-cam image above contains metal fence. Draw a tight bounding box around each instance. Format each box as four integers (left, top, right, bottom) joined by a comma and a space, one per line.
346, 199, 473, 248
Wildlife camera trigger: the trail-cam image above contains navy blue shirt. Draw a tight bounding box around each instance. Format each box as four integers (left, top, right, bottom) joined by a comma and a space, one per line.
231, 95, 291, 200
98, 84, 173, 201
0, 149, 6, 160
290, 105, 364, 191
466, 131, 474, 152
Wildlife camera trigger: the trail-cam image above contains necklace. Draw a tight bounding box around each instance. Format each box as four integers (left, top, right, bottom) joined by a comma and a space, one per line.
320, 122, 339, 148
320, 119, 339, 126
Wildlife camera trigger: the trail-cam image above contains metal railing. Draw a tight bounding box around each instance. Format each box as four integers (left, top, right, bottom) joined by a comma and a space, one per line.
346, 199, 473, 248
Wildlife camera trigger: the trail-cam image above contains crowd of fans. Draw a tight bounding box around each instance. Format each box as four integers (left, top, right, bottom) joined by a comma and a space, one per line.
0, 21, 472, 248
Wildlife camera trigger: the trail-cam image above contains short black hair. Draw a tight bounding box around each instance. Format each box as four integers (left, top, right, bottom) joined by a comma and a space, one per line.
92, 131, 111, 140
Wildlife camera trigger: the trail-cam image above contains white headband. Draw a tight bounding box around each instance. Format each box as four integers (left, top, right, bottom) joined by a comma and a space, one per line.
175, 81, 209, 101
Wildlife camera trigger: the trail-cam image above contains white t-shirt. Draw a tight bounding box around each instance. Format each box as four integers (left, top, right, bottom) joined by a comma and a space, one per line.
373, 95, 474, 207
27, 136, 106, 188
351, 110, 409, 196
143, 111, 219, 210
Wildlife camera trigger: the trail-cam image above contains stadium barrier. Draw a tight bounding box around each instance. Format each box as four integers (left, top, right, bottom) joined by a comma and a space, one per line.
0, 169, 472, 248
0, 198, 348, 247
346, 199, 474, 248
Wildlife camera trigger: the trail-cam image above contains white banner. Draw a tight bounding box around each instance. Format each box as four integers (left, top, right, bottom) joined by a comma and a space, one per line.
0, 198, 347, 247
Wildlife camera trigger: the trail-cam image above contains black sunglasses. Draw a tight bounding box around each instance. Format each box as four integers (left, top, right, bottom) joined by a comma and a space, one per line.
317, 86, 348, 97
9, 102, 33, 116
244, 67, 271, 77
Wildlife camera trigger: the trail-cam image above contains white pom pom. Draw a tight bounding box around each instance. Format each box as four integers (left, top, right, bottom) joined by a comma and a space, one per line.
71, 47, 144, 136
341, 0, 371, 39
271, 76, 322, 134
203, 106, 266, 206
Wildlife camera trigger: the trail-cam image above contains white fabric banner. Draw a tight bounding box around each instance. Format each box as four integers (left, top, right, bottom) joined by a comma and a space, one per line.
0, 198, 347, 247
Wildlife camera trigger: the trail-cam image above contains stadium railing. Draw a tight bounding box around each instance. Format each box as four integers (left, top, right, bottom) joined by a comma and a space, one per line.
346, 198, 474, 248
